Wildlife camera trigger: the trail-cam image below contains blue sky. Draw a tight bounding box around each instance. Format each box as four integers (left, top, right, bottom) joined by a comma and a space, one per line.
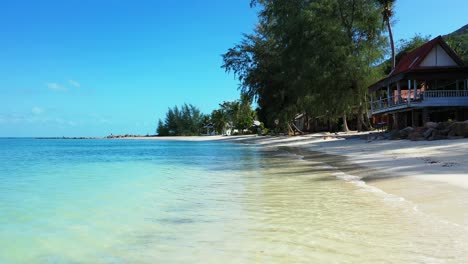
1, 0, 467, 137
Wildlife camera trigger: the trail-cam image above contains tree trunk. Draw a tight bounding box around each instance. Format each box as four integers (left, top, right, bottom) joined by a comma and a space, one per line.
364, 108, 373, 130
392, 113, 399, 130
342, 112, 350, 132
357, 106, 363, 132
386, 18, 396, 70
362, 96, 372, 129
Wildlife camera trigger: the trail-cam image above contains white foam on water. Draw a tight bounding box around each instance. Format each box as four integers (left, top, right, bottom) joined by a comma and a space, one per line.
332, 170, 408, 203
315, 160, 468, 233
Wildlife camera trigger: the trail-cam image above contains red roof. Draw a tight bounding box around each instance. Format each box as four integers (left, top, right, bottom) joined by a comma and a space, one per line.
390, 36, 463, 76
369, 36, 465, 90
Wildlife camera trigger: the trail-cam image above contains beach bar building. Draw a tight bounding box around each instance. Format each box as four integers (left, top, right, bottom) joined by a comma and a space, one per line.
369, 36, 468, 128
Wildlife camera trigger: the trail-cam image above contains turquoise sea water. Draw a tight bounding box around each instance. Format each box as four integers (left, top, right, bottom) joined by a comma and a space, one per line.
0, 138, 467, 263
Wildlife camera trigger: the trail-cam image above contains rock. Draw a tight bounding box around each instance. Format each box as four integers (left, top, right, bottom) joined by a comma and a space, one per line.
388, 130, 401, 140
448, 130, 454, 137
399, 127, 414, 139
433, 135, 447, 140
448, 122, 468, 137
429, 129, 447, 140
409, 129, 423, 141
409, 133, 423, 141
436, 121, 453, 131
439, 129, 450, 136
423, 128, 435, 139
448, 135, 464, 140
425, 122, 438, 129
428, 130, 438, 141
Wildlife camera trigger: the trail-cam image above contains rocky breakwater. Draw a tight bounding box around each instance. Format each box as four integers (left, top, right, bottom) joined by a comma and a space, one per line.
388, 121, 468, 141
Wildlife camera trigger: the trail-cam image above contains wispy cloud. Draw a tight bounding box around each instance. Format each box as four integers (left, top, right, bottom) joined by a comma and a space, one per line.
89, 113, 112, 125
68, 80, 81, 88
47, 82, 67, 91
32, 107, 44, 115
46, 80, 82, 91
0, 111, 79, 127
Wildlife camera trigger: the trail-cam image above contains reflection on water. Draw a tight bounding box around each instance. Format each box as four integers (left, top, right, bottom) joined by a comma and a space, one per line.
0, 139, 467, 263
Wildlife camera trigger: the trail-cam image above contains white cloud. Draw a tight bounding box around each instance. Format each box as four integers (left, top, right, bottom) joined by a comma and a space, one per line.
89, 113, 112, 125
99, 119, 112, 125
32, 107, 44, 115
0, 113, 29, 123
46, 80, 81, 91
67, 121, 77, 126
68, 80, 80, 88
47, 82, 67, 91
0, 112, 80, 127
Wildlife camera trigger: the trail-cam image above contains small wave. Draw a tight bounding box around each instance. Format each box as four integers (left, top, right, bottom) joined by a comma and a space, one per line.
274, 152, 304, 160
318, 163, 409, 205
317, 161, 468, 233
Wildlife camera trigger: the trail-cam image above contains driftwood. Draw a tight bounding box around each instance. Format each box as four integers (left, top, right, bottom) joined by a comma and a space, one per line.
290, 122, 304, 135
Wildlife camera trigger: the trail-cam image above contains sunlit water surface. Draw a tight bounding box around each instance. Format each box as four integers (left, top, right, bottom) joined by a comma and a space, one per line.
0, 138, 466, 263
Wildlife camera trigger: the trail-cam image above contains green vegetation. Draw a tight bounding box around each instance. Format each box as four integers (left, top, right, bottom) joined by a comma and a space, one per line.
445, 24, 468, 63
156, 104, 206, 136
222, 0, 387, 132
155, 1, 468, 136
210, 97, 256, 135
156, 99, 257, 136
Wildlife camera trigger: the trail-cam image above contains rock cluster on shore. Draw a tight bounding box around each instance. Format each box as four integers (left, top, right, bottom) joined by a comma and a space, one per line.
106, 134, 156, 138
370, 121, 468, 141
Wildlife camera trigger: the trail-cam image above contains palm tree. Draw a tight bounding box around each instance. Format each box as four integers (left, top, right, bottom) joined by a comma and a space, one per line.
378, 0, 396, 71
377, 0, 400, 129
211, 109, 227, 135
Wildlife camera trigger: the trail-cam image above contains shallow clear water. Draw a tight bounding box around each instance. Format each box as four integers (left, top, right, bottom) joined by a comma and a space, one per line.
0, 138, 467, 263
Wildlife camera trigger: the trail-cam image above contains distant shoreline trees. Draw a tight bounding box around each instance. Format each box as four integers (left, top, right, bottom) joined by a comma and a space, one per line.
156, 99, 257, 136
156, 104, 205, 136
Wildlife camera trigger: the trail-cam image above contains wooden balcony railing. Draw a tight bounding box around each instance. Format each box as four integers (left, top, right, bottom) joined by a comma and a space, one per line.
422, 90, 468, 98
371, 90, 468, 113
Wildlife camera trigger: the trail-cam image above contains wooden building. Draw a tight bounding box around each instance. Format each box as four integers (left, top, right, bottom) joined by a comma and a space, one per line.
369, 36, 468, 128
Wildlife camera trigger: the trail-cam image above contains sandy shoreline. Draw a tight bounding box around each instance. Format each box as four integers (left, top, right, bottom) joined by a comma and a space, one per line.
123, 133, 468, 228
111, 133, 468, 234
121, 132, 468, 188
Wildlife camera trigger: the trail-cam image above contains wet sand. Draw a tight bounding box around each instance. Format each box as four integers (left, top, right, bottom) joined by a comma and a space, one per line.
228, 133, 468, 230
124, 132, 468, 189
122, 133, 468, 229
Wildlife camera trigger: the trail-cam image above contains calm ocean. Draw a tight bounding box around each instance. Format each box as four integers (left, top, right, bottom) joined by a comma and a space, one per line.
0, 138, 466, 263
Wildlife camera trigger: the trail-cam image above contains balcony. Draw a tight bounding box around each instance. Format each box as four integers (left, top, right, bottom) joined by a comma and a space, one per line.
371, 90, 468, 114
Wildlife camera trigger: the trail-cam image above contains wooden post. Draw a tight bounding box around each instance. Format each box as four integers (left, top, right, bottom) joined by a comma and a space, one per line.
422, 108, 429, 124
413, 80, 417, 99
407, 79, 411, 105
397, 82, 401, 103
387, 85, 390, 106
